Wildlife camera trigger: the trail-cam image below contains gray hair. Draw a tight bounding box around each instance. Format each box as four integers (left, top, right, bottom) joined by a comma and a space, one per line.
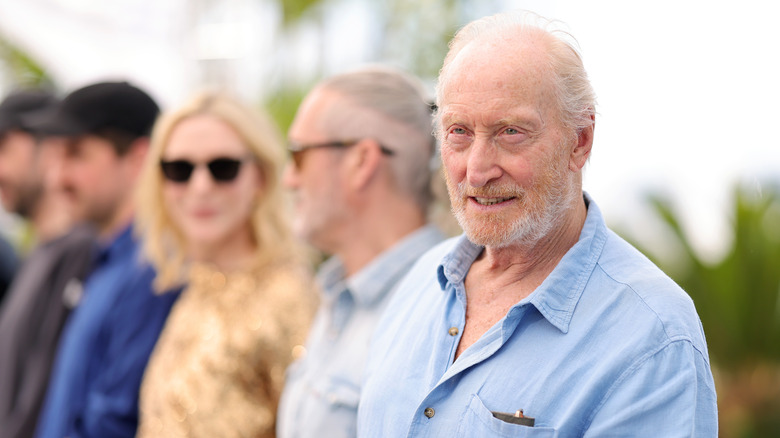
317, 66, 437, 211
435, 11, 597, 135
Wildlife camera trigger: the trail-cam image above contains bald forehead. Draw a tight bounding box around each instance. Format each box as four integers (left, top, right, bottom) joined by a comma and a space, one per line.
440, 31, 555, 101
289, 87, 341, 139
436, 34, 561, 135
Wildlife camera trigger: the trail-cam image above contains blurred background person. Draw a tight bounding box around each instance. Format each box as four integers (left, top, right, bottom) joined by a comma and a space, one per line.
0, 90, 74, 244
0, 233, 16, 301
0, 88, 95, 438
0, 89, 59, 303
32, 81, 180, 438
134, 92, 315, 437
277, 66, 445, 438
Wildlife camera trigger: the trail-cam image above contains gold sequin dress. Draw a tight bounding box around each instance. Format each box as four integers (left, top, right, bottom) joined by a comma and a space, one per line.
137, 260, 315, 438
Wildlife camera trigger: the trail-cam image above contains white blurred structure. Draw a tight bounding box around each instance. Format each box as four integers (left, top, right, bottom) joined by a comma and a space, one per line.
0, 0, 778, 262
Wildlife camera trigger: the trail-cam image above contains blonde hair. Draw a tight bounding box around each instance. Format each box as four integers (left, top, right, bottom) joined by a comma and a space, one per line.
135, 92, 295, 291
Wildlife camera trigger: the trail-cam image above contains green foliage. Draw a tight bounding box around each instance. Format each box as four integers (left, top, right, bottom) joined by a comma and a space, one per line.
0, 34, 53, 88
627, 182, 780, 370
280, 0, 324, 25
623, 182, 780, 436
380, 0, 460, 79
264, 84, 312, 136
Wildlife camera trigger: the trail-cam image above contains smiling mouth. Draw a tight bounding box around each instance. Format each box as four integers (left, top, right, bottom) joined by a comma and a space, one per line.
472, 196, 515, 206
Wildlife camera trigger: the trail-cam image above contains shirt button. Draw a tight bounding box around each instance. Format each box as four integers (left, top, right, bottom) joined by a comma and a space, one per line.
448, 327, 459, 336
424, 407, 435, 418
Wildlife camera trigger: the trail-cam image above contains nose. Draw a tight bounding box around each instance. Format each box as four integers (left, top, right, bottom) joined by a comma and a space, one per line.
465, 137, 502, 188
56, 157, 76, 189
188, 165, 216, 192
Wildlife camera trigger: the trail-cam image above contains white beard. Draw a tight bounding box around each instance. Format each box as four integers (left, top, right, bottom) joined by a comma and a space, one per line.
446, 147, 579, 249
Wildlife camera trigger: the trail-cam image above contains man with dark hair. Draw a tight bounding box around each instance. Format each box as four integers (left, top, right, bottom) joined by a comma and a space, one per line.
0, 88, 95, 438
31, 82, 179, 438
0, 89, 63, 304
0, 90, 57, 217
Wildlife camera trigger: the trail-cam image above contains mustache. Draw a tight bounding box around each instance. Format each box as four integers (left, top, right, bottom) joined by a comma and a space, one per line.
455, 182, 525, 198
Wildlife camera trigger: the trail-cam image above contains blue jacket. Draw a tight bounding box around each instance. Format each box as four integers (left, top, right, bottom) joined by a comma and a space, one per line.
36, 225, 180, 438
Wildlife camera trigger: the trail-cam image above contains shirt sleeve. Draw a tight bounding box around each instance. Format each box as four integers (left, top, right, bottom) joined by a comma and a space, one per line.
584, 339, 718, 437
70, 267, 178, 438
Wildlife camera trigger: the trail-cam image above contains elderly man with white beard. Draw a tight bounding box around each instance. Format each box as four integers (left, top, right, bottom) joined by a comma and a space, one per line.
357, 11, 718, 437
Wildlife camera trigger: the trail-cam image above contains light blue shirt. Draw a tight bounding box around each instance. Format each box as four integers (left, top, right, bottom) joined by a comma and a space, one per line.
277, 225, 445, 438
357, 196, 718, 437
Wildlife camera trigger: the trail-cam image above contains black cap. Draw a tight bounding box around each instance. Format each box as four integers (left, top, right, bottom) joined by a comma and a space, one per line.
0, 89, 59, 135
25, 81, 160, 138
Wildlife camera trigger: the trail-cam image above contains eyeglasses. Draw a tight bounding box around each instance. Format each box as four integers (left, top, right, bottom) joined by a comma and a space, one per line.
159, 156, 253, 183
287, 139, 394, 169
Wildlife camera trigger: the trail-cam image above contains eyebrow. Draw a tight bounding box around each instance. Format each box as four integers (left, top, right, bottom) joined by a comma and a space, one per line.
440, 106, 544, 124
494, 114, 544, 132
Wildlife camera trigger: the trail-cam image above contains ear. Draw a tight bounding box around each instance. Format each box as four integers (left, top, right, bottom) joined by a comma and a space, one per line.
346, 138, 383, 190
126, 137, 151, 175
569, 115, 594, 171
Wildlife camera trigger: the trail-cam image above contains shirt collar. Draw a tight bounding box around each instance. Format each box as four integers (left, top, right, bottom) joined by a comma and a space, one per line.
94, 224, 136, 267
319, 224, 445, 307
437, 193, 608, 334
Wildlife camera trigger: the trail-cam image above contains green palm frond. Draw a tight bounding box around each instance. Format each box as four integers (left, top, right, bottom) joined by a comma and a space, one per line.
0, 34, 53, 88
624, 183, 780, 370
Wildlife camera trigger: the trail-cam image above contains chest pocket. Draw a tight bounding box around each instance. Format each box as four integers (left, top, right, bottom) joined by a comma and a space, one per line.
311, 375, 360, 409
305, 376, 360, 437
457, 394, 557, 437
286, 355, 362, 407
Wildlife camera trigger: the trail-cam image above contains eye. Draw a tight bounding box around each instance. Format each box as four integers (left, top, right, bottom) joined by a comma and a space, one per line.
497, 126, 530, 149
443, 125, 472, 150
446, 125, 471, 138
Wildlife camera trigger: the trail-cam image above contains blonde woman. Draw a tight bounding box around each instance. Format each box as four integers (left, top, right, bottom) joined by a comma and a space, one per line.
134, 92, 315, 437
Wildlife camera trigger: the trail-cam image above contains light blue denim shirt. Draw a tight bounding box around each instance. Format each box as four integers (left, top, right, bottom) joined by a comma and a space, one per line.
357, 195, 718, 437
277, 225, 445, 438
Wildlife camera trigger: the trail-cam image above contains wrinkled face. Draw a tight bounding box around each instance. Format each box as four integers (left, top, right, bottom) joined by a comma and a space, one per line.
438, 39, 578, 248
59, 134, 133, 228
0, 130, 42, 216
161, 114, 262, 255
282, 88, 350, 253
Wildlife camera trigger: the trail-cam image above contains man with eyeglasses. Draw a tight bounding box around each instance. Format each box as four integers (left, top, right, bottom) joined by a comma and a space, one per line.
29, 81, 180, 438
277, 67, 446, 438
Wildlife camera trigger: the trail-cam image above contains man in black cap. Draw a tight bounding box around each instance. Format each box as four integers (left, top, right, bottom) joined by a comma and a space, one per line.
29, 82, 180, 438
0, 89, 60, 302
0, 88, 95, 438
0, 90, 59, 223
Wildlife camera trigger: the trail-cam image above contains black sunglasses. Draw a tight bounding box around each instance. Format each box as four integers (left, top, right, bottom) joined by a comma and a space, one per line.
159, 156, 253, 183
287, 139, 394, 169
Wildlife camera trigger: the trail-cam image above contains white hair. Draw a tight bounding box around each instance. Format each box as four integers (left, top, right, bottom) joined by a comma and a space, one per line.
435, 10, 597, 135
318, 66, 437, 211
